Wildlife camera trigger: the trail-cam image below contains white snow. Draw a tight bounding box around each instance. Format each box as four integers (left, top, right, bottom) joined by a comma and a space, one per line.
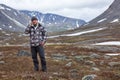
6, 8, 11, 11
49, 23, 52, 24
94, 41, 120, 46
0, 28, 2, 30
53, 17, 55, 21
105, 53, 120, 56
0, 5, 5, 9
110, 19, 119, 23
64, 27, 106, 36
3, 24, 5, 26
76, 21, 79, 27
97, 18, 107, 23
48, 35, 60, 38
55, 22, 57, 24
48, 27, 106, 38
63, 18, 66, 23
67, 28, 74, 30
14, 12, 17, 16
9, 26, 12, 28
40, 15, 45, 22
84, 23, 89, 26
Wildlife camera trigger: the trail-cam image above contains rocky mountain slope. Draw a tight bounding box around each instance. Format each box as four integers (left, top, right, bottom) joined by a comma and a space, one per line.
20, 10, 86, 32
89, 0, 119, 25
0, 4, 30, 32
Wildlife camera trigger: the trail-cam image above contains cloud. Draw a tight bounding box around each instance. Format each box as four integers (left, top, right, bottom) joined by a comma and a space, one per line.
0, 0, 114, 21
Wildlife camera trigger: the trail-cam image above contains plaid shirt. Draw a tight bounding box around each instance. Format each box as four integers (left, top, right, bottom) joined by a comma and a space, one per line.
25, 23, 47, 46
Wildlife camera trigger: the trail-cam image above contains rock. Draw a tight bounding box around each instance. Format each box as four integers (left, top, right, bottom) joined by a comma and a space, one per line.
0, 61, 5, 64
91, 67, 100, 71
17, 50, 31, 56
104, 55, 111, 59
51, 54, 67, 60
85, 61, 96, 66
108, 62, 120, 67
6, 43, 10, 46
53, 72, 59, 76
82, 74, 97, 80
74, 56, 89, 61
100, 61, 104, 65
0, 52, 4, 60
70, 69, 79, 78
71, 52, 76, 56
90, 53, 101, 59
93, 46, 120, 53
65, 62, 72, 67
0, 52, 3, 56
0, 57, 4, 60
114, 74, 120, 79
70, 69, 78, 73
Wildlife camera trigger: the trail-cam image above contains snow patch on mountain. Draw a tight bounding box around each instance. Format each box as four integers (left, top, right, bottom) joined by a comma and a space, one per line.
76, 21, 79, 27
106, 53, 120, 56
0, 5, 5, 9
14, 12, 17, 16
97, 18, 107, 23
64, 27, 106, 36
63, 18, 67, 22
48, 27, 106, 38
9, 26, 12, 28
93, 41, 120, 46
110, 19, 119, 23
0, 28, 2, 30
6, 8, 11, 11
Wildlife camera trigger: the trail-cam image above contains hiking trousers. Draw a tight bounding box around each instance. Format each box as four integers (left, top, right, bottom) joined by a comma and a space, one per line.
31, 45, 47, 71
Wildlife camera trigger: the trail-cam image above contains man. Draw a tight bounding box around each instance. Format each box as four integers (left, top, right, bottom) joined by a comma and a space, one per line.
25, 17, 47, 72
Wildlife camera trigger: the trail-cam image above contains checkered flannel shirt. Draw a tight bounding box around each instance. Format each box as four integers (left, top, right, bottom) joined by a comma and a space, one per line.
25, 23, 47, 46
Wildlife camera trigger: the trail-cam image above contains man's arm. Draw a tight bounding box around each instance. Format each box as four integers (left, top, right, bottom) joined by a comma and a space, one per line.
41, 27, 47, 44
25, 25, 30, 34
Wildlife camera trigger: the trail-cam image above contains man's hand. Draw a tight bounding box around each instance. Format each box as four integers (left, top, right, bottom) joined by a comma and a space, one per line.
40, 41, 45, 46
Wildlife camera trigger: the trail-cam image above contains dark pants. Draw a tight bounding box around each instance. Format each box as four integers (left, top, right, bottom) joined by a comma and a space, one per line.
31, 45, 47, 71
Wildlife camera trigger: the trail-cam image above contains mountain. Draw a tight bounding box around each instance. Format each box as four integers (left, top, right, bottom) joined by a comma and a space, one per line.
0, 4, 86, 32
20, 10, 86, 32
89, 0, 119, 25
0, 4, 30, 32
48, 0, 120, 45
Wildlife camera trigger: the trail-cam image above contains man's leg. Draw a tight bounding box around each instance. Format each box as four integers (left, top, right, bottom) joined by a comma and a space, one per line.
31, 46, 39, 71
37, 45, 47, 72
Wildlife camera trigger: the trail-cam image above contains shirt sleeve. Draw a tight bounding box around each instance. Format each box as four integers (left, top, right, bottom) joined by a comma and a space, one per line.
25, 25, 30, 34
41, 27, 47, 43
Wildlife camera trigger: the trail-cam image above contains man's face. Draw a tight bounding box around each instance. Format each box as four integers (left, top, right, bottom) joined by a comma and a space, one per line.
32, 20, 38, 25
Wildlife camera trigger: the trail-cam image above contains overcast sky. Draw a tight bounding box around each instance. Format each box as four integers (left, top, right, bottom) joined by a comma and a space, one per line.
0, 0, 114, 21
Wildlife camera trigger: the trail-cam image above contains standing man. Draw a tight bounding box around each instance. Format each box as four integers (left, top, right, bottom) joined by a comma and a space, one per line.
25, 17, 47, 72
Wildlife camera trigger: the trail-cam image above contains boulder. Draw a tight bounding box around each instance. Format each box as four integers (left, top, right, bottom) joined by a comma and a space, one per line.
104, 55, 111, 59
0, 52, 3, 56
0, 61, 5, 64
51, 54, 67, 60
85, 61, 96, 66
91, 67, 100, 71
70, 69, 79, 78
17, 50, 31, 56
82, 74, 97, 80
108, 62, 120, 67
90, 53, 101, 59
74, 56, 89, 61
65, 62, 72, 67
